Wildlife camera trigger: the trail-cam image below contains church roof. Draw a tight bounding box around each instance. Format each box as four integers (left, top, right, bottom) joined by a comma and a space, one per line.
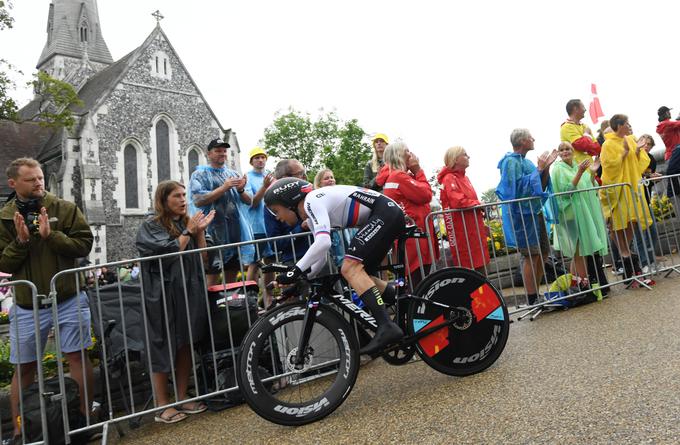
0, 121, 56, 196
69, 25, 224, 133
37, 0, 113, 68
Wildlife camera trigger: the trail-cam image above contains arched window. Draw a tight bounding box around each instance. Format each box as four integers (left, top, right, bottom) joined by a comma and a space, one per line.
156, 120, 171, 182
48, 173, 59, 196
80, 26, 88, 42
124, 144, 139, 208
188, 149, 200, 176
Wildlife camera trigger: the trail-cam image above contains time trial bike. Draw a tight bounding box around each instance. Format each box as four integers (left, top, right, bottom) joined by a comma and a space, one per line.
236, 225, 510, 426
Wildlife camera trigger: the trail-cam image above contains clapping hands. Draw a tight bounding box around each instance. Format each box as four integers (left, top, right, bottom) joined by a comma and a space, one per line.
186, 210, 216, 235
537, 149, 559, 171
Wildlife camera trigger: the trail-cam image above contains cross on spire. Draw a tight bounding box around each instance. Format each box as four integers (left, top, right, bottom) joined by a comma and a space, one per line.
152, 10, 164, 24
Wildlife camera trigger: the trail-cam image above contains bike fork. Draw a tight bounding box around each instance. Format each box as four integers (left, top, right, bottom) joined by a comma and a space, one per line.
293, 300, 320, 368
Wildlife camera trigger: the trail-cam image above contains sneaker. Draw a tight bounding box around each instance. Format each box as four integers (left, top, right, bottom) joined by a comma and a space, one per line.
613, 267, 624, 276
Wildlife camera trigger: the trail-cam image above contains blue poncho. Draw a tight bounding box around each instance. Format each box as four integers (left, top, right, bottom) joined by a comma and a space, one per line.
496, 152, 554, 249
188, 165, 254, 265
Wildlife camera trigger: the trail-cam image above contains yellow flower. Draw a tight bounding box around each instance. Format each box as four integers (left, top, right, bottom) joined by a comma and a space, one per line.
494, 241, 501, 250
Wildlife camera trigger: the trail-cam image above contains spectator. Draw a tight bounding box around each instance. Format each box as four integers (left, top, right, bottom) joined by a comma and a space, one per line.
550, 142, 608, 284
560, 99, 602, 165
136, 180, 215, 424
376, 141, 438, 288
363, 133, 389, 191
0, 158, 94, 439
596, 119, 610, 147
98, 265, 116, 286
189, 138, 254, 285
437, 146, 490, 273
497, 129, 558, 305
314, 169, 345, 268
599, 114, 654, 282
244, 147, 275, 286
657, 106, 680, 198
656, 106, 680, 162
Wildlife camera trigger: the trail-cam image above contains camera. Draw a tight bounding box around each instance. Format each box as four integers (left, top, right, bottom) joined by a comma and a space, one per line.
15, 198, 42, 235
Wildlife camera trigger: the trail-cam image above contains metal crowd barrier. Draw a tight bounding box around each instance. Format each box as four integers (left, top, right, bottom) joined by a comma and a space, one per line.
0, 280, 49, 445
424, 182, 667, 317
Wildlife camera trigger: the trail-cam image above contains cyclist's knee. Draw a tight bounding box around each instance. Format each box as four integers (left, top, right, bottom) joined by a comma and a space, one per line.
341, 258, 364, 278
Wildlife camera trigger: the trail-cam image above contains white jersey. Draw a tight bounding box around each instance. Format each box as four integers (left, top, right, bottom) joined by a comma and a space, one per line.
296, 185, 386, 276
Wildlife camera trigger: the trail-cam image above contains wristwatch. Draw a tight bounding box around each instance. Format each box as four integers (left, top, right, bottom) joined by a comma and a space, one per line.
236, 188, 245, 194
181, 228, 191, 237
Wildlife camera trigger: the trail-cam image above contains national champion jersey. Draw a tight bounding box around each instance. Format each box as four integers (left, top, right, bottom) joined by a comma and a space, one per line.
296, 185, 392, 275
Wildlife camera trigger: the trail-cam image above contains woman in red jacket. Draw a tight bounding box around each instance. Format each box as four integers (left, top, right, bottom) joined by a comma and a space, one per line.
376, 141, 438, 288
438, 146, 490, 273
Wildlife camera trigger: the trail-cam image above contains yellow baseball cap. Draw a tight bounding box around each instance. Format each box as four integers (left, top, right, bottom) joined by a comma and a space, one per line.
371, 133, 389, 144
249, 147, 267, 162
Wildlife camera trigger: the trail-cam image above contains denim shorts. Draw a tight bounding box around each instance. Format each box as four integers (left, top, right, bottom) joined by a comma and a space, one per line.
9, 291, 92, 364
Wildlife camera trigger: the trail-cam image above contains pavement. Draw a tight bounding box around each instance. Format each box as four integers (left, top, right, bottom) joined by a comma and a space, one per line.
106, 275, 680, 445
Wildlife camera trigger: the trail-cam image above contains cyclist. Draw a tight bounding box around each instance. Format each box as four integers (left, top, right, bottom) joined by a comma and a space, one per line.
264, 177, 405, 354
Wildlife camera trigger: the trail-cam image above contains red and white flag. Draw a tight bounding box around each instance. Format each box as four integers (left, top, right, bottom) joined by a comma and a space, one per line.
589, 83, 605, 124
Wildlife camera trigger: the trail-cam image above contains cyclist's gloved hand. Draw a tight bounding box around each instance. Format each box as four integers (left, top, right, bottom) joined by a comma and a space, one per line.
277, 265, 303, 285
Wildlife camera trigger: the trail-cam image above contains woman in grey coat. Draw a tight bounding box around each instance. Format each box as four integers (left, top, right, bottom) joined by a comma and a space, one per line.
363, 133, 389, 191
136, 180, 215, 424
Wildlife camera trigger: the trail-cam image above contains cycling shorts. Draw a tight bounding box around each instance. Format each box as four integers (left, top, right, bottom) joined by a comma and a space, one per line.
344, 195, 405, 273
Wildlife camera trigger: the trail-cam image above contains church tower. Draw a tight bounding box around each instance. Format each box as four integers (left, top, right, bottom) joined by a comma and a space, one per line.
36, 0, 113, 89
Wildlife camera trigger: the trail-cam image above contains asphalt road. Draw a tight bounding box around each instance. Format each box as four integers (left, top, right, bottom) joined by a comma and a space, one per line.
108, 277, 680, 445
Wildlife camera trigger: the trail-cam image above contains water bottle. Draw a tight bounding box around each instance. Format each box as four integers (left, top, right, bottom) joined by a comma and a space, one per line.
350, 290, 364, 308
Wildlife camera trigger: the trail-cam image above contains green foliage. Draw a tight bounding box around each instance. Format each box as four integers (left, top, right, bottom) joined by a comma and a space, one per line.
487, 219, 515, 257
26, 71, 83, 130
0, 338, 12, 387
650, 194, 674, 220
0, 1, 14, 31
0, 59, 19, 121
481, 188, 498, 204
262, 109, 372, 186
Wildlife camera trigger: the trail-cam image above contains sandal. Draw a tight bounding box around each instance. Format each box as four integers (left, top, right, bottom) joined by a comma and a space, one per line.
178, 402, 208, 414
154, 409, 188, 424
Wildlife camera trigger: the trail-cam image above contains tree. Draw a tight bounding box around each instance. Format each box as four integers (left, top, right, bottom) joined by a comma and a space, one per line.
262, 108, 372, 186
480, 187, 498, 203
0, 1, 82, 129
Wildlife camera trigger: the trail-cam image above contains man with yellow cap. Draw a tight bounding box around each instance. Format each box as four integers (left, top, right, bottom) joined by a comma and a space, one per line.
245, 147, 275, 290
363, 133, 389, 191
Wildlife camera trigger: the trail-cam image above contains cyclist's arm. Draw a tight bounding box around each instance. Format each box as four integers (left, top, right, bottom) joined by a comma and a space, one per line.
295, 200, 332, 276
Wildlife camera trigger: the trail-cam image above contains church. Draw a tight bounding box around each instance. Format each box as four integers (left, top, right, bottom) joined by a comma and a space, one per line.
0, 0, 243, 263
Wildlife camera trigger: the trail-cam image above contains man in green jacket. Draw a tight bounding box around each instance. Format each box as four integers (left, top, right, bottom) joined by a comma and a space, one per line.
1, 158, 94, 440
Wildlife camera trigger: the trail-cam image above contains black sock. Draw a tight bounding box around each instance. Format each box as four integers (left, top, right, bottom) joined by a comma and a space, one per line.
360, 287, 390, 325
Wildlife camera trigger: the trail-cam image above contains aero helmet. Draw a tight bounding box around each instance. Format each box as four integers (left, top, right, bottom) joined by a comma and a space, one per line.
264, 178, 313, 210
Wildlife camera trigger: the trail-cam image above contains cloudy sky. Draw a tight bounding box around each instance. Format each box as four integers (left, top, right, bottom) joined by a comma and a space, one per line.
2, 0, 678, 193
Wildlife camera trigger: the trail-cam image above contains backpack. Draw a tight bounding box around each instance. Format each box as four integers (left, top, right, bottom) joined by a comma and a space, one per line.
203, 281, 260, 350
19, 376, 86, 445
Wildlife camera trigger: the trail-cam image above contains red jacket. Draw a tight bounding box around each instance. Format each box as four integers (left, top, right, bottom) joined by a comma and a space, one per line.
437, 167, 490, 269
376, 166, 438, 274
657, 119, 680, 160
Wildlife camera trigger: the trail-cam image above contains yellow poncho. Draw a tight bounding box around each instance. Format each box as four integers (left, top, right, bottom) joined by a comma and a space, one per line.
599, 133, 652, 230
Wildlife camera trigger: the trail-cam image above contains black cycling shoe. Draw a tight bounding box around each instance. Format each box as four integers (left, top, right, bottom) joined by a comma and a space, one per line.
359, 321, 404, 355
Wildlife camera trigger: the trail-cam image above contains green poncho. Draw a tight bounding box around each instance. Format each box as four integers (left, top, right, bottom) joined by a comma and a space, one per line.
550, 160, 608, 257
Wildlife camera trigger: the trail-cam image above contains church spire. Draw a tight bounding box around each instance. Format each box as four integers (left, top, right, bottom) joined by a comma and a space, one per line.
37, 0, 113, 83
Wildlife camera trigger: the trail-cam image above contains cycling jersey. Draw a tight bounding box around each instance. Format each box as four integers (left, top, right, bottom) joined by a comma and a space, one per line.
296, 185, 405, 276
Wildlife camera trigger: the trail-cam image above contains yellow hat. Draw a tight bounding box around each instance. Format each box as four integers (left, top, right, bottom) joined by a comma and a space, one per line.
249, 147, 267, 162
371, 133, 389, 144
